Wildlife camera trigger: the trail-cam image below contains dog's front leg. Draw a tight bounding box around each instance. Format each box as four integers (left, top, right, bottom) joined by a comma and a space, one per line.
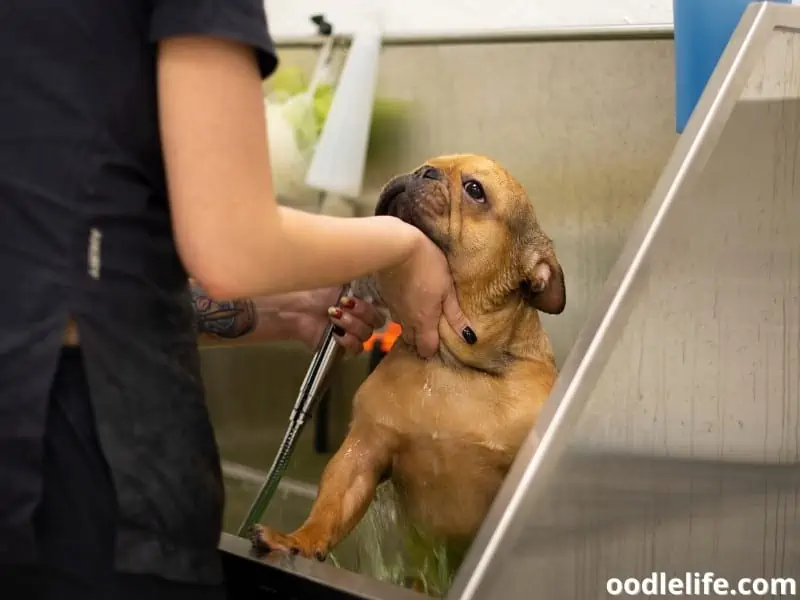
253, 422, 394, 561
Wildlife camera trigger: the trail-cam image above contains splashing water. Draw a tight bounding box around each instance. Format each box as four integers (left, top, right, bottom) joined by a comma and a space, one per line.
225, 470, 465, 597
327, 483, 465, 597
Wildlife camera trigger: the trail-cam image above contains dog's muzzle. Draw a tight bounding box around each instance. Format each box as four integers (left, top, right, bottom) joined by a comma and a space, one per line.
374, 168, 450, 252
375, 174, 409, 217
375, 165, 445, 218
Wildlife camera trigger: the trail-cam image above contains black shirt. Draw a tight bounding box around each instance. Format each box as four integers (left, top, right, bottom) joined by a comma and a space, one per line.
0, 0, 277, 584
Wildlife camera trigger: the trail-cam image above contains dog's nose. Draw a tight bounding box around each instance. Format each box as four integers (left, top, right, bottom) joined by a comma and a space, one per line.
416, 165, 443, 181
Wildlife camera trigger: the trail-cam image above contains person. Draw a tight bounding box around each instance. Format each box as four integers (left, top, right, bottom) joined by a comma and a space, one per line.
0, 1, 478, 599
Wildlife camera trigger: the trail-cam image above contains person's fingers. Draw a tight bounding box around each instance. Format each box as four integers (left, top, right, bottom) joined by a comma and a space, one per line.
330, 328, 365, 356
327, 306, 373, 342
400, 323, 416, 351
414, 326, 439, 359
442, 285, 477, 345
338, 296, 386, 329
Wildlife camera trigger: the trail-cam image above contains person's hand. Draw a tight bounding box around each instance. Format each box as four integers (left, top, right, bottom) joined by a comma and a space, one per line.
375, 232, 477, 358
295, 287, 386, 355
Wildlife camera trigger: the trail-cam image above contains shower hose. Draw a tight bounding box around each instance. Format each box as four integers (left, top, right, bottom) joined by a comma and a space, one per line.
237, 283, 352, 537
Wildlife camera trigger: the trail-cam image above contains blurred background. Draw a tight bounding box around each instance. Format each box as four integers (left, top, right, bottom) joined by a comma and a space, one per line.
204, 0, 680, 543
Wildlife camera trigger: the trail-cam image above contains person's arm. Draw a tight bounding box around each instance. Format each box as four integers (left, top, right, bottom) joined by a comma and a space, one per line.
157, 36, 425, 300
190, 279, 382, 354
190, 280, 281, 346
190, 279, 321, 347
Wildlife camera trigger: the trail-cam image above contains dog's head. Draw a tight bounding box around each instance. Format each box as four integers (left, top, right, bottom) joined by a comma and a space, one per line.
376, 154, 565, 315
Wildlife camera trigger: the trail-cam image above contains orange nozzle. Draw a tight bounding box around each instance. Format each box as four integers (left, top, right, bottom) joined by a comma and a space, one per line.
363, 321, 402, 353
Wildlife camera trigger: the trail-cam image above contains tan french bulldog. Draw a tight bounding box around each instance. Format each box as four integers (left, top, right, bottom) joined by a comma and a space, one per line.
253, 154, 566, 572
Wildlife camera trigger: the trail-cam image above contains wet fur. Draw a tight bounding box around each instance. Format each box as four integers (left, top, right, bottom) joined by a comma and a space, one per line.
253, 154, 565, 574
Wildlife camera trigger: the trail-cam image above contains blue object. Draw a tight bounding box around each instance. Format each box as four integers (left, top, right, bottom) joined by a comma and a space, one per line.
673, 0, 791, 133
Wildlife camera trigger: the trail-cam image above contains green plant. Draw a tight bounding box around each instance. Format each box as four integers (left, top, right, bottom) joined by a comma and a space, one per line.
266, 65, 413, 166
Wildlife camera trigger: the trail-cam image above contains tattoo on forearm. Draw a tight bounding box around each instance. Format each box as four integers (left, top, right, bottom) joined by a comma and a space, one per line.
190, 282, 257, 339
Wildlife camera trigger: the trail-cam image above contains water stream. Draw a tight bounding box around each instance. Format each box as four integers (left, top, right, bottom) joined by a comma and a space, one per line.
223, 466, 460, 597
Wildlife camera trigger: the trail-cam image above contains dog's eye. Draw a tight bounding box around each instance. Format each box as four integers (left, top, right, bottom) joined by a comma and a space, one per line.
463, 180, 485, 202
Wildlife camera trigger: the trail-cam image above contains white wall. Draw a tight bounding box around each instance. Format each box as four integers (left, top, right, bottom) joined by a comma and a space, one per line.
264, 0, 674, 40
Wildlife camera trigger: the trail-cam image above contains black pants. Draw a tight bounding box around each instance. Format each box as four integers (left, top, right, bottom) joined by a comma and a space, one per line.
0, 348, 226, 600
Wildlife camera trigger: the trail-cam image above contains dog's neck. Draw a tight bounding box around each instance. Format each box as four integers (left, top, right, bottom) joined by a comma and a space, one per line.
438, 287, 556, 376
353, 274, 555, 376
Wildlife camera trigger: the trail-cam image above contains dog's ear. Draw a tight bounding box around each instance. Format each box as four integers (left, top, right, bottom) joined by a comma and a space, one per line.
519, 234, 566, 315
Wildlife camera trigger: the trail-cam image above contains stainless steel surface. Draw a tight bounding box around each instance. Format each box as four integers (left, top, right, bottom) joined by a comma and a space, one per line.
219, 533, 427, 600
450, 3, 800, 599
222, 461, 317, 499
274, 24, 674, 48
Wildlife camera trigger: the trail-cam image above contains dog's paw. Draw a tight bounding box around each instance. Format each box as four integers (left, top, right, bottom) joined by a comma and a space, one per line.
404, 576, 427, 593
251, 524, 330, 562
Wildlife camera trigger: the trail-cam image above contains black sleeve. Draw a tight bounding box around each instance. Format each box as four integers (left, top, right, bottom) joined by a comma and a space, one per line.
149, 0, 278, 79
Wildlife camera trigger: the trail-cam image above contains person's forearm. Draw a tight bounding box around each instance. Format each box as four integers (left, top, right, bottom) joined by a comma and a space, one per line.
202, 207, 422, 300
273, 207, 422, 290
190, 280, 310, 347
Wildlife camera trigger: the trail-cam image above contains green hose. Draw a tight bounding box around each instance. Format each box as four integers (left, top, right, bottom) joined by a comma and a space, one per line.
236, 420, 303, 537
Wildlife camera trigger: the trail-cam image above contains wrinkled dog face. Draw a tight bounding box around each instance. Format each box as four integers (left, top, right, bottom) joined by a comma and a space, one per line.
375, 154, 566, 314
